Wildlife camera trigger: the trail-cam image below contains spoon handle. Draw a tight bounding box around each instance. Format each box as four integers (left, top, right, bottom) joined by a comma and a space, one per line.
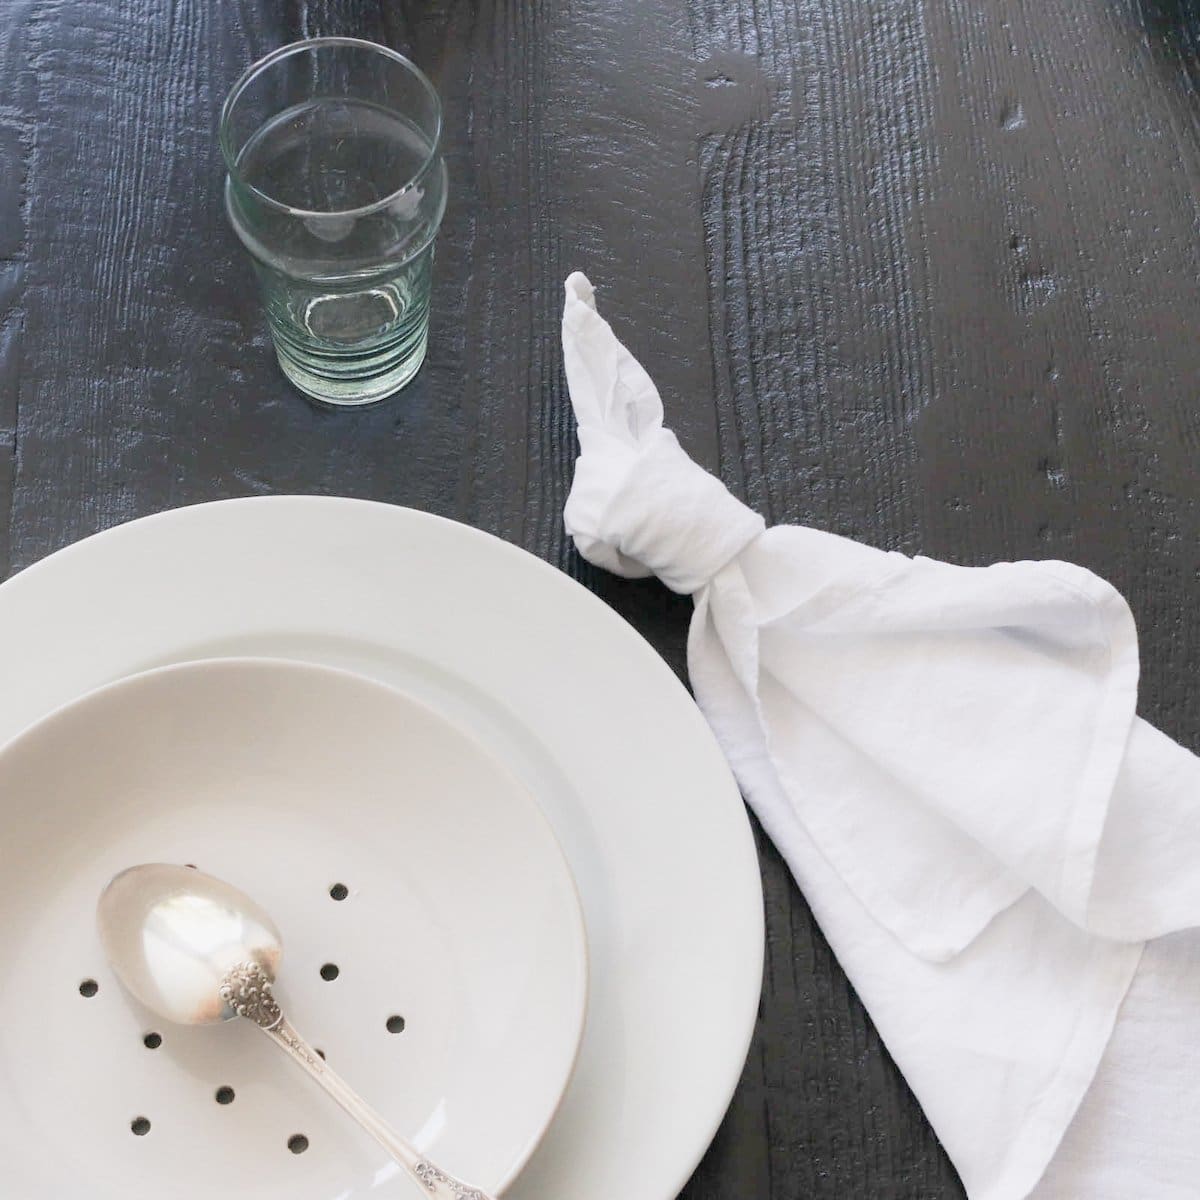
259, 1016, 496, 1200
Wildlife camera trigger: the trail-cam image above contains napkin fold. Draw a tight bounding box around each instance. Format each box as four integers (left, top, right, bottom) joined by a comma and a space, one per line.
562, 272, 1200, 1200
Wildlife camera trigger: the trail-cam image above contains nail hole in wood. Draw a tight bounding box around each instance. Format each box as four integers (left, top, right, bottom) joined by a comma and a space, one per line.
131, 1117, 151, 1136
288, 1134, 309, 1154
386, 1015, 406, 1034
143, 1032, 162, 1049
79, 979, 99, 998
329, 883, 349, 901
215, 1086, 235, 1105
320, 963, 339, 981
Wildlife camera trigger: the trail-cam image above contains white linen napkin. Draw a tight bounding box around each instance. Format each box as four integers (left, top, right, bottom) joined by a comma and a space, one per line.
561, 271, 1200, 1200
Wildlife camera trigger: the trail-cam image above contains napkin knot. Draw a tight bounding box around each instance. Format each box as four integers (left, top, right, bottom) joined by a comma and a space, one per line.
566, 427, 765, 594
561, 272, 764, 593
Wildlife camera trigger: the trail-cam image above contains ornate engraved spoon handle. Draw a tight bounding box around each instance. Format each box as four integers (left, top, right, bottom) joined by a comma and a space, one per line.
220, 962, 493, 1200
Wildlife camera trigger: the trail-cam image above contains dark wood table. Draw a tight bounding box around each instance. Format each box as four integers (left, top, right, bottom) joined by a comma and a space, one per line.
2, 1, 1198, 1195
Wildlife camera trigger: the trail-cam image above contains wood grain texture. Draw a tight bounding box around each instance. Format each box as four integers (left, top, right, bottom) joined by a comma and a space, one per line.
1, 0, 1198, 1196
0, 0, 33, 580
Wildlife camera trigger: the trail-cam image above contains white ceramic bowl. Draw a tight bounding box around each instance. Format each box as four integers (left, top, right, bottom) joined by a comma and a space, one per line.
0, 657, 588, 1199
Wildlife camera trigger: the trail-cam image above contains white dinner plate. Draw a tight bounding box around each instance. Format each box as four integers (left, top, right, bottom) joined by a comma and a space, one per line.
0, 657, 587, 1198
0, 496, 764, 1200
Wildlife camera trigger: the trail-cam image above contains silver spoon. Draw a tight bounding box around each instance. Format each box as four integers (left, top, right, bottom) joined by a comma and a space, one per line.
97, 862, 494, 1200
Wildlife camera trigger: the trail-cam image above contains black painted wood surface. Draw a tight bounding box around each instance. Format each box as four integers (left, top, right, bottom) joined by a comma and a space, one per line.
2, 1, 1198, 1196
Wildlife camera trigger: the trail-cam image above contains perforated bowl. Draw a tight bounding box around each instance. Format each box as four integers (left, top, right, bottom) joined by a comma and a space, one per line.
0, 658, 588, 1199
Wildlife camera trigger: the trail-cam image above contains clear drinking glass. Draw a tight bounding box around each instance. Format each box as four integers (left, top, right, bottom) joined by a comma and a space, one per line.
220, 38, 447, 407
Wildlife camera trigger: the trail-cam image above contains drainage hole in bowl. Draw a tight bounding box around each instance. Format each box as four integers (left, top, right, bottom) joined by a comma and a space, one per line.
319, 963, 339, 982
143, 1032, 162, 1050
79, 979, 99, 998
386, 1015, 406, 1034
131, 1117, 151, 1137
215, 1086, 235, 1105
329, 883, 349, 901
288, 1134, 309, 1155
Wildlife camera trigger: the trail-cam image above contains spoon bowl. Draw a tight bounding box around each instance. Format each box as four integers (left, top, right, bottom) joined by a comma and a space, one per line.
98, 863, 281, 1026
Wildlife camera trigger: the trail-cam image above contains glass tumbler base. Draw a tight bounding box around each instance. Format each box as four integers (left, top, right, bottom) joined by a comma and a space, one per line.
274, 333, 428, 408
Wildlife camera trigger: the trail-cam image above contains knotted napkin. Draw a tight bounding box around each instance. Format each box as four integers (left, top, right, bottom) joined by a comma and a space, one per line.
562, 272, 1200, 1200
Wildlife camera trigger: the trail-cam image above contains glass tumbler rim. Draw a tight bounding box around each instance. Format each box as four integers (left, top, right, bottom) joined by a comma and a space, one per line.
218, 36, 443, 221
